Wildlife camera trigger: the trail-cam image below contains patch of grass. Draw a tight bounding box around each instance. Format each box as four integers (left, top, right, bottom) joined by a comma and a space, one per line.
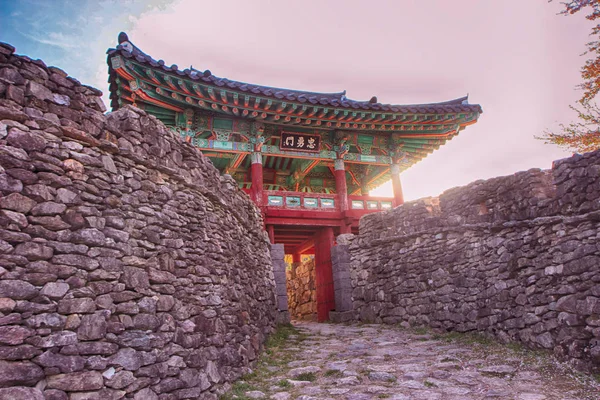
433, 330, 494, 346
264, 323, 297, 348
506, 342, 525, 352
434, 331, 462, 343
231, 381, 253, 394
424, 380, 438, 388
276, 379, 291, 388
324, 369, 343, 378
295, 372, 317, 382
219, 324, 308, 400
412, 326, 429, 335
377, 394, 391, 399
220, 381, 255, 400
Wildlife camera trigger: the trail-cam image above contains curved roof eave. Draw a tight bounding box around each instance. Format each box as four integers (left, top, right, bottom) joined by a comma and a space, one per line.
107, 32, 483, 115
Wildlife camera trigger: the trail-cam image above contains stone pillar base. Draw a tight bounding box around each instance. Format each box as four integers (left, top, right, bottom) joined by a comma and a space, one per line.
329, 311, 355, 323
271, 243, 290, 324
276, 311, 291, 325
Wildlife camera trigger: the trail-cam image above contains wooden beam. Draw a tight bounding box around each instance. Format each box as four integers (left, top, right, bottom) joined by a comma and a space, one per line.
364, 165, 390, 188
265, 217, 342, 227
292, 236, 316, 254
286, 159, 320, 190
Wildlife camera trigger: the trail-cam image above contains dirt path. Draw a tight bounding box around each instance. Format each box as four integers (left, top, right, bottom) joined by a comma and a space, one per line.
223, 321, 600, 400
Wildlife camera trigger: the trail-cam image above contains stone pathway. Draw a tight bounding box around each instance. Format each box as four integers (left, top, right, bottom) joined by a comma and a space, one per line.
228, 322, 600, 400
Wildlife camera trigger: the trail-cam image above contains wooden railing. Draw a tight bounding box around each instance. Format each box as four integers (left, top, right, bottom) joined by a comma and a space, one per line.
261, 190, 394, 212
264, 190, 338, 210
348, 195, 395, 211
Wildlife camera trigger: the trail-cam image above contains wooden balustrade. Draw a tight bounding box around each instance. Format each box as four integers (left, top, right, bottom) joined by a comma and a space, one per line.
259, 190, 394, 213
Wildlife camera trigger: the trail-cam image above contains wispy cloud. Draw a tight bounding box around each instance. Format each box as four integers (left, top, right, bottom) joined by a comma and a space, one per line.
17, 29, 81, 50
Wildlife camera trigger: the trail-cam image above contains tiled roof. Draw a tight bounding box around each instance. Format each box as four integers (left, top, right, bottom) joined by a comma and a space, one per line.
107, 32, 482, 115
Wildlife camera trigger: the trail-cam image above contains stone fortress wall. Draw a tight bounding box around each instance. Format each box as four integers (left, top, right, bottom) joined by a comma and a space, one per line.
0, 42, 277, 399
286, 257, 317, 321
338, 149, 600, 372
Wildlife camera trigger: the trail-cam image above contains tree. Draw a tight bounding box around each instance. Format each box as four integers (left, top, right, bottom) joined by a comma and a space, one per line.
542, 103, 600, 152
540, 1, 600, 152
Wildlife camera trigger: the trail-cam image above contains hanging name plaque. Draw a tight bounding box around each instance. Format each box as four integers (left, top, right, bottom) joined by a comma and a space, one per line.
280, 132, 321, 152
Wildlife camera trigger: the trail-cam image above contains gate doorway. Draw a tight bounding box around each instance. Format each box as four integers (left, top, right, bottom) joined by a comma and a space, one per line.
280, 226, 336, 322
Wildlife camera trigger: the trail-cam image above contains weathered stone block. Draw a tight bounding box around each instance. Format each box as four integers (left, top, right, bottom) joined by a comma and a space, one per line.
77, 312, 107, 340
277, 295, 288, 311
108, 347, 143, 371
46, 371, 103, 391
58, 298, 96, 314
0, 280, 38, 300
0, 192, 36, 213
0, 360, 44, 387
40, 281, 70, 299
26, 81, 53, 101
0, 387, 44, 400
15, 242, 53, 260
34, 351, 85, 373
0, 325, 33, 345
7, 128, 47, 151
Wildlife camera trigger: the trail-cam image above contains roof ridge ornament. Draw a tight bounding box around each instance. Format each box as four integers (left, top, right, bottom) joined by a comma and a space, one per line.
118, 32, 129, 44
117, 32, 133, 53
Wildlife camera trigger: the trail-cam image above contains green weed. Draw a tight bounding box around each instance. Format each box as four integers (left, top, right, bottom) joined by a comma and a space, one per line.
324, 369, 343, 377
277, 379, 291, 388
295, 372, 317, 382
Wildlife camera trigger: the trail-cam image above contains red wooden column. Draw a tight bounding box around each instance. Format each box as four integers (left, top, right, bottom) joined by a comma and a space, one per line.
390, 164, 405, 206
334, 159, 348, 212
335, 159, 352, 233
250, 152, 263, 207
314, 227, 335, 322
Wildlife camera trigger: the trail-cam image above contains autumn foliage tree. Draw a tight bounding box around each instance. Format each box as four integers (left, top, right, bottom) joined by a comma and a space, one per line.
541, 0, 600, 152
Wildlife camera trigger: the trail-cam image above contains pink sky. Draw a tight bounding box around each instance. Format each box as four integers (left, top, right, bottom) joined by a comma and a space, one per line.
125, 0, 592, 200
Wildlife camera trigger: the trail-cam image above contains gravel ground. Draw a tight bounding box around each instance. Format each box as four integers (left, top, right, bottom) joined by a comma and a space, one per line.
224, 321, 600, 400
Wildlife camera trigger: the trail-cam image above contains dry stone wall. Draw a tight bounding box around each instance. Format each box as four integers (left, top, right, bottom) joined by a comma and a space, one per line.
286, 258, 316, 321
0, 42, 277, 399
345, 151, 600, 372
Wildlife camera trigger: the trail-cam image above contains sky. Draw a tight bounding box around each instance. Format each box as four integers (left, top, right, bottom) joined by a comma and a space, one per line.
0, 0, 594, 201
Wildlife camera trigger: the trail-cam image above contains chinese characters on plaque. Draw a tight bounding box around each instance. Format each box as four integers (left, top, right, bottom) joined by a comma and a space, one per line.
280, 132, 321, 152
